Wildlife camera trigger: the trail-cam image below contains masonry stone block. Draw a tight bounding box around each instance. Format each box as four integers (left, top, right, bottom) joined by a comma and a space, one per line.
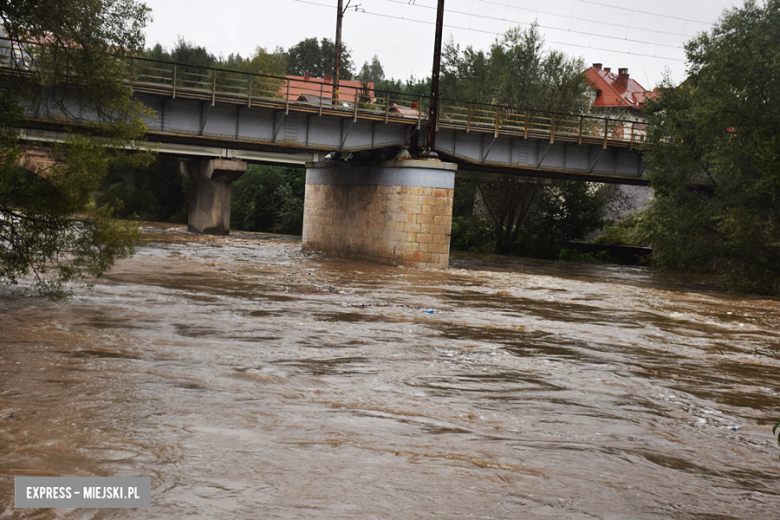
302, 159, 456, 269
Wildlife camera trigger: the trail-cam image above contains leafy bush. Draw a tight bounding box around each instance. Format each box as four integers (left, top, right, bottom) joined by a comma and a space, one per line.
451, 172, 605, 260
95, 155, 189, 223
593, 215, 647, 247
230, 165, 305, 234
272, 183, 304, 235
514, 181, 605, 259
558, 248, 613, 264
640, 0, 780, 295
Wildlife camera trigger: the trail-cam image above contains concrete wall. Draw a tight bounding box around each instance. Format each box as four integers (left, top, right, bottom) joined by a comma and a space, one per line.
180, 158, 246, 236
302, 159, 457, 269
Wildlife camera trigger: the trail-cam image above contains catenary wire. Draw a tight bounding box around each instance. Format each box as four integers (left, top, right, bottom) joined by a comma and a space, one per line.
477, 0, 710, 39
380, 0, 687, 50
577, 0, 714, 25
292, 0, 687, 61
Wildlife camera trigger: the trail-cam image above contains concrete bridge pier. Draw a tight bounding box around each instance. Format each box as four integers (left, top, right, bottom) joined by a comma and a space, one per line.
180, 158, 246, 235
302, 159, 457, 269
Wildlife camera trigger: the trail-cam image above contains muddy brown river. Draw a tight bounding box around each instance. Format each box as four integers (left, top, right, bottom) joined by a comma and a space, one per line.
1, 226, 778, 519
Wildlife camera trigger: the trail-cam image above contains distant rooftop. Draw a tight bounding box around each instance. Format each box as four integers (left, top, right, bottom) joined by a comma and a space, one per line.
284, 72, 374, 103
586, 64, 658, 111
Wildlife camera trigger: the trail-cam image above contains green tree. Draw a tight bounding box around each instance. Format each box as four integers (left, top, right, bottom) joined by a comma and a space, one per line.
284, 37, 354, 79
441, 39, 492, 103
230, 166, 305, 234
0, 0, 151, 298
226, 46, 287, 77
516, 180, 605, 258
441, 23, 590, 114
452, 175, 604, 257
144, 37, 216, 89
358, 55, 384, 87
443, 23, 598, 256
402, 74, 432, 98
272, 182, 305, 235
639, 0, 780, 295
374, 74, 430, 97
148, 38, 287, 78
157, 36, 215, 67
95, 155, 189, 224
220, 45, 287, 99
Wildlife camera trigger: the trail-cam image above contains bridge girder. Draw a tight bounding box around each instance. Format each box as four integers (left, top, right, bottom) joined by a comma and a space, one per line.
17, 86, 650, 184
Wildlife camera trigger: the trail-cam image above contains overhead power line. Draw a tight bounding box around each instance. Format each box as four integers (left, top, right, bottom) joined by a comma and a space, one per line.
381, 0, 687, 50
291, 0, 686, 62
477, 0, 709, 39
577, 0, 714, 25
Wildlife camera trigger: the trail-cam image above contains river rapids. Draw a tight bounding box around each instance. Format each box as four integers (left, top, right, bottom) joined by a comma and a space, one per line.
1, 225, 778, 519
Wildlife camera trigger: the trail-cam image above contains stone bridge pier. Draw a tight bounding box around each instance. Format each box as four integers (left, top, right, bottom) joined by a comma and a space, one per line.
302, 159, 457, 269
180, 158, 246, 235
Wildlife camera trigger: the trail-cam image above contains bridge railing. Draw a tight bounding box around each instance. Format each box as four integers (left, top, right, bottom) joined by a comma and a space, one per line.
435, 98, 647, 148
126, 52, 649, 149
131, 57, 288, 103
0, 37, 648, 150
129, 54, 428, 124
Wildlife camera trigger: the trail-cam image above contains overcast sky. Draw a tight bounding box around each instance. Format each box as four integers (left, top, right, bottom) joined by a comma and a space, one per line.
142, 0, 742, 89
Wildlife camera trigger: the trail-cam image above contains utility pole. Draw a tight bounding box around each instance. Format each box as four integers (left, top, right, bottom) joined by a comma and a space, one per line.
333, 1, 362, 106
333, 0, 344, 105
424, 0, 445, 158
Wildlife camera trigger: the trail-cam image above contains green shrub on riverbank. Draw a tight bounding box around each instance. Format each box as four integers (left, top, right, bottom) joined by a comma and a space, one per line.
95, 156, 189, 224
450, 173, 606, 261
593, 216, 648, 247
230, 165, 305, 234
96, 159, 306, 235
640, 0, 780, 295
558, 248, 614, 264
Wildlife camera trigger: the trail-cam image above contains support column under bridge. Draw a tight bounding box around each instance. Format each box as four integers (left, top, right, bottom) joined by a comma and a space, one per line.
180, 158, 246, 236
302, 159, 457, 269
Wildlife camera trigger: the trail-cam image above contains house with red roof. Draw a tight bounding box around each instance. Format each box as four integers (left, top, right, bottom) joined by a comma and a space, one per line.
584, 64, 657, 237
585, 64, 658, 122
283, 72, 374, 105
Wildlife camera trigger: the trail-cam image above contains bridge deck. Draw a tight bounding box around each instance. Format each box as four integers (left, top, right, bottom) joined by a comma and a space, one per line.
127, 56, 646, 151
3, 38, 649, 184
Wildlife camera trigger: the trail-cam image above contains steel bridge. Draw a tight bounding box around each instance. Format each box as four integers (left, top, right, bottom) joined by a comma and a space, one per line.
4, 39, 649, 185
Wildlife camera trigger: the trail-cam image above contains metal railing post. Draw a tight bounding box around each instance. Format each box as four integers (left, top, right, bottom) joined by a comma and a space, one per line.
319, 83, 324, 116
384, 91, 389, 123
285, 81, 290, 115
494, 104, 500, 138
578, 115, 583, 145
130, 57, 134, 90
417, 95, 422, 130
172, 64, 177, 99
603, 119, 609, 149
524, 109, 529, 139
550, 113, 555, 144
353, 88, 358, 122
467, 103, 471, 133
435, 98, 441, 132
630, 122, 635, 148
40, 45, 46, 79
247, 74, 252, 108
211, 68, 216, 106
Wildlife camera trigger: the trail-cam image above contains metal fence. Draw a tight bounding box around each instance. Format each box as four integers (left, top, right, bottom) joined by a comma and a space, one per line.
0, 38, 647, 149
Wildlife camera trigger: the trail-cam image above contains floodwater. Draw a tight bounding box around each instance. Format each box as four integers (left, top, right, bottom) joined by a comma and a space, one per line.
1, 225, 778, 519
